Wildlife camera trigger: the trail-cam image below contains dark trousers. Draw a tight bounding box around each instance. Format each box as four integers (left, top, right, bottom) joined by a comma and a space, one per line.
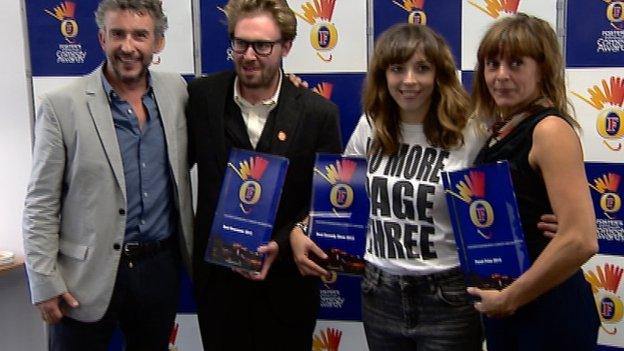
49, 246, 180, 351
484, 270, 600, 351
195, 265, 317, 351
362, 263, 483, 351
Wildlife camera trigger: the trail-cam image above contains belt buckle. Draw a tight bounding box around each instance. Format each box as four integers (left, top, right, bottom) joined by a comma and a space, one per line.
123, 242, 140, 255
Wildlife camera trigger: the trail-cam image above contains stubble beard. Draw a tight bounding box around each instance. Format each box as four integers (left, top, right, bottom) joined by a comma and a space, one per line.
111, 52, 150, 85
236, 63, 279, 90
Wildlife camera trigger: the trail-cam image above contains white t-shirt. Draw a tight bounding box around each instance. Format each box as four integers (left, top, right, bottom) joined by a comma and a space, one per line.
344, 115, 487, 276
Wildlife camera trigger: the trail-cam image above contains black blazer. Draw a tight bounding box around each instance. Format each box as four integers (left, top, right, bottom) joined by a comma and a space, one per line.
186, 70, 342, 322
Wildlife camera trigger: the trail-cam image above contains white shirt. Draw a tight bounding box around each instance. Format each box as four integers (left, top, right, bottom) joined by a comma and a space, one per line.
233, 71, 282, 148
345, 115, 487, 275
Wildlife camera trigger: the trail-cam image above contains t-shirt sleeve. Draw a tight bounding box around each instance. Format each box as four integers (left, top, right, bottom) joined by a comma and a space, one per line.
344, 114, 372, 157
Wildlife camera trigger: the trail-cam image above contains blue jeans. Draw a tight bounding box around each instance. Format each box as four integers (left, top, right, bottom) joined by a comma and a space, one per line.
362, 263, 482, 351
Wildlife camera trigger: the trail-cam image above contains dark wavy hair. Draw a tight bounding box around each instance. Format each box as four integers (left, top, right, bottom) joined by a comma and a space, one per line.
363, 23, 469, 155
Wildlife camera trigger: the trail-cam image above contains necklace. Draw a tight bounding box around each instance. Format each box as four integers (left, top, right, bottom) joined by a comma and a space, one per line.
488, 97, 550, 147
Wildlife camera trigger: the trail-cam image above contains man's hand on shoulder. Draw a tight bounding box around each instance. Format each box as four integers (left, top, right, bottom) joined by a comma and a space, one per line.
36, 292, 79, 324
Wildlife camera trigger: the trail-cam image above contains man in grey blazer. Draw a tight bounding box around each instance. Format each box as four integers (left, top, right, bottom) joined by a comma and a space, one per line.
22, 1, 192, 350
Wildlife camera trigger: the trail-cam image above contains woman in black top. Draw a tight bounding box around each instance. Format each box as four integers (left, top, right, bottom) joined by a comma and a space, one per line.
467, 13, 600, 351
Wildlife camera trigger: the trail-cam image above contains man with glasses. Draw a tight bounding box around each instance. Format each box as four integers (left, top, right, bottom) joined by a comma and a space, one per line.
186, 0, 341, 349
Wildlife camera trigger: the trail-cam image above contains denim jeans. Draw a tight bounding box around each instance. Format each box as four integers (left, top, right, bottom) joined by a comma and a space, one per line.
362, 263, 482, 351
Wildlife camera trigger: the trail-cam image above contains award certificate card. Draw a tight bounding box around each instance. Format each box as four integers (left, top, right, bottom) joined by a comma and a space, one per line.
205, 148, 288, 273
442, 161, 530, 289
309, 154, 368, 276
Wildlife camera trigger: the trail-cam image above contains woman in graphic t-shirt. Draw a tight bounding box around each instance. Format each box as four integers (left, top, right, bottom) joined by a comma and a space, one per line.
293, 23, 484, 350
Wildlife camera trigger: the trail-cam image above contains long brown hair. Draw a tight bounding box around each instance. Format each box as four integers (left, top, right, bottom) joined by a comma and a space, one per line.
471, 13, 578, 128
363, 23, 469, 155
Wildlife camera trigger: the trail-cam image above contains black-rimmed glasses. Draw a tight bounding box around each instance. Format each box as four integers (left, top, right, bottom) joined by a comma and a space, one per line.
230, 37, 282, 57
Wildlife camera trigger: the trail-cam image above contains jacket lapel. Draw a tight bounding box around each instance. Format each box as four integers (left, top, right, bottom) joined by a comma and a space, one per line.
151, 72, 179, 181
224, 99, 253, 150
256, 78, 302, 155
84, 66, 126, 200
222, 74, 253, 151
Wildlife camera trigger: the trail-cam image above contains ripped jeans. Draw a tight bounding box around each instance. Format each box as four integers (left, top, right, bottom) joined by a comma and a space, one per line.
362, 263, 482, 351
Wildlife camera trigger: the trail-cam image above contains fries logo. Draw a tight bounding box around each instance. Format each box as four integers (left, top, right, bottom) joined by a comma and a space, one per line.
392, 0, 427, 25
45, 1, 78, 43
586, 263, 624, 334
468, 0, 520, 19
44, 1, 87, 64
590, 172, 622, 219
312, 82, 334, 100
313, 328, 343, 351
572, 76, 624, 152
168, 323, 179, 351
294, 0, 339, 62
315, 159, 358, 212
229, 156, 269, 214
447, 171, 494, 239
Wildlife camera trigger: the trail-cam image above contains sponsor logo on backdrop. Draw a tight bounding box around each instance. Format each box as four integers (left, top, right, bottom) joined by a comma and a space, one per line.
572, 76, 624, 152
448, 170, 495, 239
313, 327, 343, 351
320, 274, 345, 309
228, 156, 269, 214
392, 0, 427, 25
589, 172, 624, 243
312, 82, 334, 100
598, 1, 624, 53
45, 1, 87, 64
586, 263, 624, 335
591, 172, 623, 219
168, 323, 179, 351
468, 0, 520, 19
294, 0, 339, 62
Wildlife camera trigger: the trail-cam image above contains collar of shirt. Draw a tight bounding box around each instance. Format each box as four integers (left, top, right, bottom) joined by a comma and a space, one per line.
101, 69, 154, 102
233, 69, 282, 113
233, 70, 282, 148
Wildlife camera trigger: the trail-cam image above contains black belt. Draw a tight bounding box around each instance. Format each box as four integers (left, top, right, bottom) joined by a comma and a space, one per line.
121, 238, 173, 260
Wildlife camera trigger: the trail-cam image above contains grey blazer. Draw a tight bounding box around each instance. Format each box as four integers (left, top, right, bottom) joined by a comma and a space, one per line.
22, 66, 193, 322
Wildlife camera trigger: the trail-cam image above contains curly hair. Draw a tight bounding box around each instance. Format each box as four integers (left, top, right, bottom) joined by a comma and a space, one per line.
223, 0, 297, 42
362, 23, 469, 155
471, 13, 578, 128
95, 0, 168, 37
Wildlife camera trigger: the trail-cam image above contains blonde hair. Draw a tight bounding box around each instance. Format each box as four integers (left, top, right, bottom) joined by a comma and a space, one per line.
471, 13, 578, 127
223, 0, 297, 42
363, 23, 469, 155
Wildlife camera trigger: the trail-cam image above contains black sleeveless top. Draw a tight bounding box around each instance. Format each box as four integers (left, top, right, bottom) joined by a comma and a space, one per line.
475, 108, 564, 262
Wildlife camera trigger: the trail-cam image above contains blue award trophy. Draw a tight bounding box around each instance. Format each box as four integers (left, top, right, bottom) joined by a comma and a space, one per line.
442, 161, 530, 289
205, 148, 289, 273
309, 154, 368, 276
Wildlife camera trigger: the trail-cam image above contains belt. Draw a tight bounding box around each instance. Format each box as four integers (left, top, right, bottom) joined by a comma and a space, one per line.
367, 262, 462, 285
121, 238, 173, 260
